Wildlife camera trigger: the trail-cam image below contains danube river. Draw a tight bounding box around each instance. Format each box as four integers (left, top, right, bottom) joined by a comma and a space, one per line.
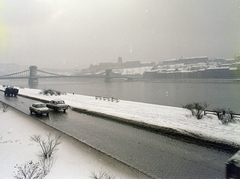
1, 77, 240, 113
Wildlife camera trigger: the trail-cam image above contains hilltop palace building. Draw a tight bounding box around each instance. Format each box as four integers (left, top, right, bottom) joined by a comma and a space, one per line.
83, 57, 156, 74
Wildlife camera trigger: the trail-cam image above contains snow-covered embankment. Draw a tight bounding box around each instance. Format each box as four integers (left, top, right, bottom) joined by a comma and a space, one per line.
1, 86, 239, 151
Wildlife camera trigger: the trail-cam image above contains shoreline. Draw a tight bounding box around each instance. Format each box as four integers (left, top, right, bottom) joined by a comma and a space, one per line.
142, 78, 240, 83
1, 88, 239, 152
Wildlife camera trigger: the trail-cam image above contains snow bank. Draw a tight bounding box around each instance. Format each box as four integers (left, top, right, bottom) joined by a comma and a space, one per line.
2, 86, 239, 147
0, 108, 148, 179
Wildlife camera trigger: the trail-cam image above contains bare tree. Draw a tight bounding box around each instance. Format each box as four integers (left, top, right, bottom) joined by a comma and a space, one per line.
183, 102, 208, 119
13, 161, 44, 179
13, 134, 61, 178
30, 133, 61, 159
90, 171, 116, 179
39, 157, 55, 176
215, 108, 236, 125
30, 133, 61, 175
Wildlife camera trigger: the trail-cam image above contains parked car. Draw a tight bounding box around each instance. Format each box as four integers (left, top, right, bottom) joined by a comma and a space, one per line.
4, 86, 19, 97
46, 100, 68, 112
29, 103, 50, 116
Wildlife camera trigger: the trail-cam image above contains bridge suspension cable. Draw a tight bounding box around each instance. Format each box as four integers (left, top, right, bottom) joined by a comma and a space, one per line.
0, 70, 30, 79
36, 69, 62, 76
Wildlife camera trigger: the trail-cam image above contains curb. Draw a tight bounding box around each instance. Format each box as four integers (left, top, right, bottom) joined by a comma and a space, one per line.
1, 89, 239, 153
71, 107, 240, 153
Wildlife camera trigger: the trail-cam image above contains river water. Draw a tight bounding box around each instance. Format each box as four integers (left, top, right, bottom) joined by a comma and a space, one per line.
1, 77, 240, 113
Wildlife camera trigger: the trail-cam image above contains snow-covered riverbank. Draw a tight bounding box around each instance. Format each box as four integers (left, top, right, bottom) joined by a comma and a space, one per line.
2, 86, 240, 148
1, 86, 240, 178
0, 108, 150, 179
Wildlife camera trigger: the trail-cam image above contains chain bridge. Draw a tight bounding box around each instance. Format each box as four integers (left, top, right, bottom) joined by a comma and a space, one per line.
0, 66, 68, 85
0, 66, 140, 85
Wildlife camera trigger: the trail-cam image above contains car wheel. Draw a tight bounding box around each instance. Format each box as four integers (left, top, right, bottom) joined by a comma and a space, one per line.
30, 110, 33, 115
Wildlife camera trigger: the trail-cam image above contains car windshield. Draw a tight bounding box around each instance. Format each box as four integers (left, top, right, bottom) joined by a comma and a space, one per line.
57, 101, 65, 104
35, 104, 46, 108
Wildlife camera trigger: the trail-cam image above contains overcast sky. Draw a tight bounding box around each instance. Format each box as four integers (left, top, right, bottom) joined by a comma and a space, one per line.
0, 0, 239, 69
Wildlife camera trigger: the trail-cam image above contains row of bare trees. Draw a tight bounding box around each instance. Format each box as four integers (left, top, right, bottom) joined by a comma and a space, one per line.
183, 102, 238, 124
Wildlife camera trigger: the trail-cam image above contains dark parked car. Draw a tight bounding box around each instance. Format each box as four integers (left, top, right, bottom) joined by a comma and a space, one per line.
4, 87, 19, 97
29, 103, 50, 116
46, 100, 68, 112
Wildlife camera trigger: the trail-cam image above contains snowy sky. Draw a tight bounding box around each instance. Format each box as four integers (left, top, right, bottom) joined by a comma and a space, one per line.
0, 0, 239, 69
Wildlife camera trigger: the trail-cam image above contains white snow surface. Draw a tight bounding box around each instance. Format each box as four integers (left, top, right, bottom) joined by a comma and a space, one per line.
1, 86, 240, 178
6, 86, 240, 146
0, 109, 146, 179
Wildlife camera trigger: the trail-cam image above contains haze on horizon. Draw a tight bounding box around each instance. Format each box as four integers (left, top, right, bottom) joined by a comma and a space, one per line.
0, 0, 239, 69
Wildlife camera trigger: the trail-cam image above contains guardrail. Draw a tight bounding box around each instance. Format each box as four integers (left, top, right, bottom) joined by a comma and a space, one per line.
204, 110, 240, 119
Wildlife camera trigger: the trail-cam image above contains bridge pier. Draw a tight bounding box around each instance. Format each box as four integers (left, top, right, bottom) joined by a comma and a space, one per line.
28, 77, 38, 85
105, 69, 113, 83
28, 66, 38, 85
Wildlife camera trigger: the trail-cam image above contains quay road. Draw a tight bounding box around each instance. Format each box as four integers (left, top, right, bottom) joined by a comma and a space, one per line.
0, 95, 233, 179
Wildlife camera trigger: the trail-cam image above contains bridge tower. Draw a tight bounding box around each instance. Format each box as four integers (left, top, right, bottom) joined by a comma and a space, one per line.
105, 69, 112, 83
28, 66, 38, 85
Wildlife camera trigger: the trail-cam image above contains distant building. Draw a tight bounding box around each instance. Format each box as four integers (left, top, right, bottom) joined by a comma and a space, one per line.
99, 62, 114, 69
179, 56, 208, 64
118, 56, 123, 64
124, 61, 141, 68
83, 57, 156, 74
162, 59, 178, 65
162, 56, 208, 65
211, 58, 226, 63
